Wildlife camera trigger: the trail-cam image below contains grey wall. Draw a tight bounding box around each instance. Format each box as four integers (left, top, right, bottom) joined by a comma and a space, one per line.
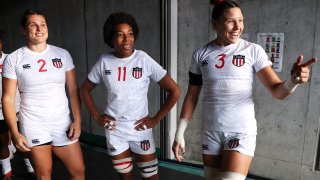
0, 0, 162, 147
177, 0, 320, 179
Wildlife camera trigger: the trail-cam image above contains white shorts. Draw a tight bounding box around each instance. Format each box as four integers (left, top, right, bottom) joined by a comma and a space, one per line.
105, 121, 156, 156
202, 130, 256, 157
19, 118, 77, 148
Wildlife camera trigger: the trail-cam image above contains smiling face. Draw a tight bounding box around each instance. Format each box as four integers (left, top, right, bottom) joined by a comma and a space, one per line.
212, 7, 244, 46
23, 14, 48, 46
112, 23, 135, 58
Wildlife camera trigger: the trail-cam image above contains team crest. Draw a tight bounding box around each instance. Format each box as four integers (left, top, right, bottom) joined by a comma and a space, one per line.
228, 138, 240, 149
52, 58, 63, 68
232, 55, 245, 67
132, 67, 142, 79
140, 140, 150, 151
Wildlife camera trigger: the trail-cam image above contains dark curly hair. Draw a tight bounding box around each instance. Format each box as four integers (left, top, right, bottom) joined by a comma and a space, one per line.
103, 12, 139, 48
20, 9, 47, 29
210, 0, 240, 21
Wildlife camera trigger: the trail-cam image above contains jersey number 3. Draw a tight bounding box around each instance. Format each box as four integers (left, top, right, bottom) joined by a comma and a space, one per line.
215, 54, 226, 69
37, 59, 47, 72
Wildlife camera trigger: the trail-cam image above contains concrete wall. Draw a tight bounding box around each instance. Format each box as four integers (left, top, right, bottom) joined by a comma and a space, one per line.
177, 0, 320, 179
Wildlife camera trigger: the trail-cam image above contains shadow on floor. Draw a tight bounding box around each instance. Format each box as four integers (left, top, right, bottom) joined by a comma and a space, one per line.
4, 144, 205, 180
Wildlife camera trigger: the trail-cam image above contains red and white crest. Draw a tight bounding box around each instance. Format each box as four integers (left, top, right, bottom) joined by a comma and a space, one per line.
140, 140, 150, 151
228, 138, 240, 149
232, 55, 245, 67
132, 67, 142, 79
52, 58, 63, 68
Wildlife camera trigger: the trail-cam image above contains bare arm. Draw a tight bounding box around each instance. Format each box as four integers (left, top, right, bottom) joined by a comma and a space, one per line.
2, 77, 30, 152
79, 78, 99, 120
172, 83, 202, 162
80, 78, 115, 128
65, 69, 82, 140
179, 84, 202, 120
257, 55, 317, 100
134, 74, 180, 130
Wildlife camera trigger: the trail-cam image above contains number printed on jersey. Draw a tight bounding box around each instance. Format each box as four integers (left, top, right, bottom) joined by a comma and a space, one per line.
116, 66, 143, 81
213, 54, 246, 69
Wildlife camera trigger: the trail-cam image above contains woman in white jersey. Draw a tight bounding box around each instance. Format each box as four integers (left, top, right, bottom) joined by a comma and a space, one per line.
80, 12, 180, 180
1, 9, 85, 180
0, 29, 34, 180
172, 0, 317, 180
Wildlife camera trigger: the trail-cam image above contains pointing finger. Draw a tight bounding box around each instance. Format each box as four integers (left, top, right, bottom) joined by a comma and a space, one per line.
301, 58, 317, 67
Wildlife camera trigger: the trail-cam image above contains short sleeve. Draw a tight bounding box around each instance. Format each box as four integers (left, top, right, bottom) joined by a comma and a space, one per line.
2, 54, 17, 80
64, 50, 75, 71
253, 45, 272, 72
145, 54, 167, 82
87, 57, 103, 84
189, 49, 202, 75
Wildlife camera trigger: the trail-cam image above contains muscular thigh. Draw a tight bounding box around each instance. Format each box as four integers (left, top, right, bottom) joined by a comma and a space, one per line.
53, 141, 84, 170
30, 144, 53, 171
221, 150, 252, 175
202, 130, 255, 172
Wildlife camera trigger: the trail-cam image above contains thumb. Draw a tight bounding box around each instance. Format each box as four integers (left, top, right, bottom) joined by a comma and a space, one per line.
180, 138, 185, 149
68, 128, 74, 138
295, 55, 303, 66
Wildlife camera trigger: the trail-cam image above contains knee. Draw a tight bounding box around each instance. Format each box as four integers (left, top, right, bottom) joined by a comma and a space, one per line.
70, 164, 85, 178
112, 157, 133, 174
136, 159, 158, 178
204, 167, 246, 180
204, 166, 221, 180
35, 167, 52, 179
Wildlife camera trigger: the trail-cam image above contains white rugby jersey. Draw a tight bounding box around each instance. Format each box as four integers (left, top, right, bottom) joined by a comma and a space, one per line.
88, 50, 167, 121
2, 45, 74, 123
190, 39, 272, 133
0, 52, 20, 119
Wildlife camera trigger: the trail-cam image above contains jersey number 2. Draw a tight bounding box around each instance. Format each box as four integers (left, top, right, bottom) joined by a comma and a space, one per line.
215, 54, 226, 69
37, 59, 47, 72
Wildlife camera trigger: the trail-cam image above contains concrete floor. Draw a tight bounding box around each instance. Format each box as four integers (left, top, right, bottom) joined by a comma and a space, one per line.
2, 144, 271, 180
4, 144, 205, 180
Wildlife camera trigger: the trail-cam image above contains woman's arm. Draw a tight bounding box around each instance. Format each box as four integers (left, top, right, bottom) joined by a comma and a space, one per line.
179, 84, 202, 120
79, 78, 99, 121
2, 77, 30, 152
153, 74, 180, 123
80, 78, 115, 129
257, 55, 317, 100
172, 83, 202, 162
65, 69, 82, 140
134, 74, 180, 130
